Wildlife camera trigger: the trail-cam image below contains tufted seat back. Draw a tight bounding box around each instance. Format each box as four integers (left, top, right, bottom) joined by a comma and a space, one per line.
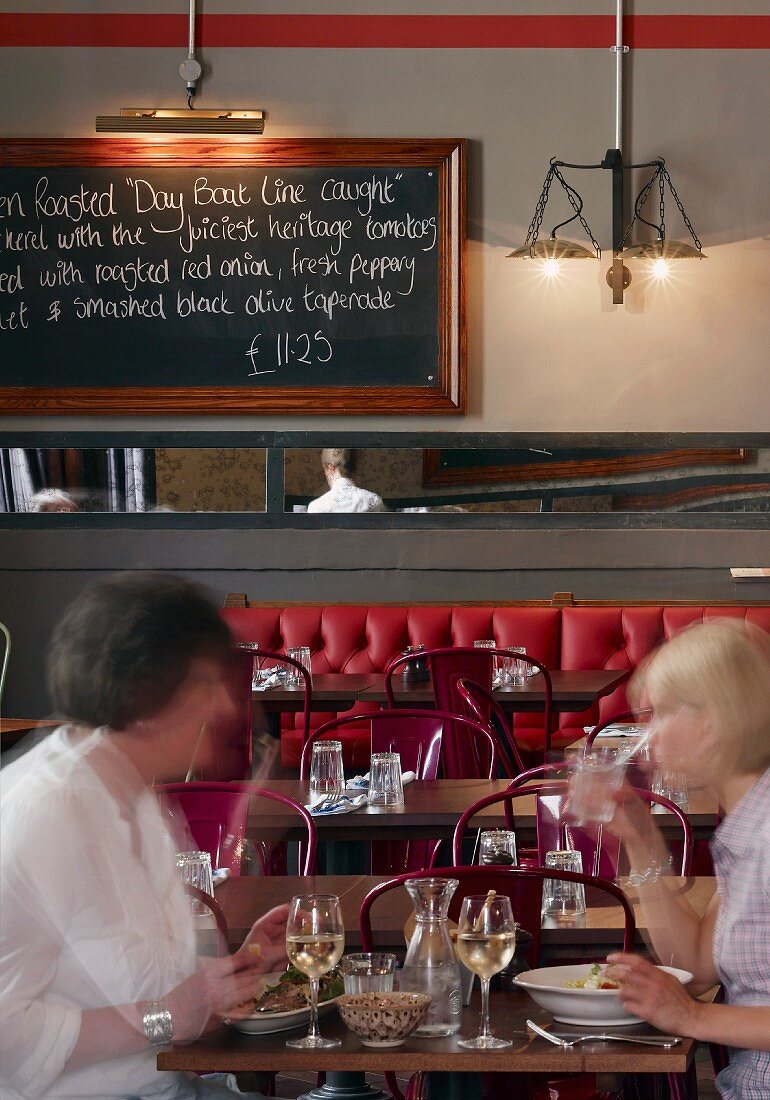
222, 604, 770, 768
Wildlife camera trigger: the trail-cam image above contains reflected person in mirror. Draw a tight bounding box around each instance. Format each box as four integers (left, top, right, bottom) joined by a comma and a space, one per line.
599, 621, 770, 1100
307, 448, 385, 513
28, 488, 79, 513
0, 573, 287, 1100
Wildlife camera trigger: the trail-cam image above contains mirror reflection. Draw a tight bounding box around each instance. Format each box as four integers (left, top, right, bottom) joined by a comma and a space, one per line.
0, 448, 266, 513
2, 445, 768, 514
285, 446, 769, 514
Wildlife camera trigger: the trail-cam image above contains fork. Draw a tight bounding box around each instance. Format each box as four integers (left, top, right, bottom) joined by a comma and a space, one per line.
526, 1019, 681, 1049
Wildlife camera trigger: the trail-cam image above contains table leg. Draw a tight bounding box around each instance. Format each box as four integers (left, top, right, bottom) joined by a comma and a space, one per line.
299, 1071, 390, 1100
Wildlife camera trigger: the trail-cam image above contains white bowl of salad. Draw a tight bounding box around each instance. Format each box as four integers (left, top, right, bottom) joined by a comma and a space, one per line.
514, 963, 693, 1026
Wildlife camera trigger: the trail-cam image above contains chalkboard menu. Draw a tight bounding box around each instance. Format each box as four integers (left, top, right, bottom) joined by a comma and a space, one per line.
0, 139, 465, 415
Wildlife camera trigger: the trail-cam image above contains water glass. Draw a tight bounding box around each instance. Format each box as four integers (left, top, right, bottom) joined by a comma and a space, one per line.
310, 740, 345, 800
368, 751, 405, 806
176, 850, 214, 915
478, 829, 518, 866
340, 953, 396, 994
566, 747, 627, 825
474, 639, 501, 685
652, 768, 689, 808
506, 645, 528, 686
286, 645, 312, 688
542, 850, 586, 918
236, 641, 264, 688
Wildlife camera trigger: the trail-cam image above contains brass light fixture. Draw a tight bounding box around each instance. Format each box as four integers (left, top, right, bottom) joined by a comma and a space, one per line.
95, 109, 265, 134
509, 0, 705, 304
96, 1, 265, 134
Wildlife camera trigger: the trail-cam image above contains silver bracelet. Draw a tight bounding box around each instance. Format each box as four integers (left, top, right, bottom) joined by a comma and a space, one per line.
627, 852, 674, 887
142, 1000, 174, 1048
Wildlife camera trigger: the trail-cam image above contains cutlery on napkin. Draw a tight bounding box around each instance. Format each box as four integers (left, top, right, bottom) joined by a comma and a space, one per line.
345, 770, 416, 789
305, 793, 368, 816
212, 868, 231, 888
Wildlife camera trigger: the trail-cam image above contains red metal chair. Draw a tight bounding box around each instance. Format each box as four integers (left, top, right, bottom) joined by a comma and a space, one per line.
360, 866, 636, 1100
157, 781, 317, 876
299, 709, 497, 874
385, 646, 554, 770
454, 676, 527, 778
452, 780, 693, 879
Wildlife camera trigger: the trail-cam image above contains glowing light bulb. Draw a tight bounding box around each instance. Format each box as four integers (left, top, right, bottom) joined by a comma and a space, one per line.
651, 258, 670, 280
542, 258, 561, 277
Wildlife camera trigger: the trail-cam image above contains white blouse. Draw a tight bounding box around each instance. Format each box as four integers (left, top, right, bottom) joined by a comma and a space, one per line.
0, 726, 205, 1099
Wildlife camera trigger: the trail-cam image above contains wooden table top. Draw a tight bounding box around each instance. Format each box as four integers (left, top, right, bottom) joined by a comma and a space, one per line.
254, 673, 380, 712
157, 984, 697, 1075
246, 778, 720, 841
0, 717, 59, 747
359, 670, 631, 712
215, 874, 716, 949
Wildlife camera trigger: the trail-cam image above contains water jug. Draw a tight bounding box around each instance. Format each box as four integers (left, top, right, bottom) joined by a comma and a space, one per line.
399, 877, 462, 1036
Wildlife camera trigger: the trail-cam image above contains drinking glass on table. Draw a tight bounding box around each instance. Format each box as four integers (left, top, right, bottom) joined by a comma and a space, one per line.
368, 751, 404, 806
541, 850, 586, 919
566, 745, 628, 825
309, 740, 345, 802
506, 646, 528, 686
652, 767, 689, 808
455, 893, 516, 1049
286, 646, 312, 688
176, 851, 214, 916
478, 829, 518, 866
474, 639, 501, 685
285, 893, 345, 1049
340, 953, 396, 994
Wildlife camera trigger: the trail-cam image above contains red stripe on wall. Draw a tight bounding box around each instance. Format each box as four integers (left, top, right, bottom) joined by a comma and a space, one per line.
0, 14, 768, 50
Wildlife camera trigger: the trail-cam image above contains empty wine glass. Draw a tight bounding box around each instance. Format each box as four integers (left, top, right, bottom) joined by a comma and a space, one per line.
454, 893, 516, 1049
285, 893, 345, 1049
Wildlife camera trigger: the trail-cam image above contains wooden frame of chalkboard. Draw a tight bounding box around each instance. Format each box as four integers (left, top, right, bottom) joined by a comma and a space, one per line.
0, 138, 466, 415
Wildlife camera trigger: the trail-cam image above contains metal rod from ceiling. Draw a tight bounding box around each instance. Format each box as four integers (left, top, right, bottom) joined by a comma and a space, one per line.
614, 0, 624, 152
188, 0, 196, 59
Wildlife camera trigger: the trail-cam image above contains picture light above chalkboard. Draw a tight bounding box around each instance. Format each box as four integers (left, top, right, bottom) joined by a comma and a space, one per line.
94, 109, 266, 134
0, 138, 466, 416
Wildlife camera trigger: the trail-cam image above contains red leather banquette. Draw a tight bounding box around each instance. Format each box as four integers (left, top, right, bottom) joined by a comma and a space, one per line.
222, 601, 770, 769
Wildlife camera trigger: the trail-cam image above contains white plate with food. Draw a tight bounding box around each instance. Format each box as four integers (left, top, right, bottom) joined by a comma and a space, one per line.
514, 963, 692, 1026
228, 966, 343, 1035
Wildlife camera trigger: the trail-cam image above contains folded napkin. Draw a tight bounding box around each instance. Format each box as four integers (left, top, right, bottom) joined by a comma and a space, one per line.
212, 868, 231, 888
345, 770, 416, 790
584, 723, 648, 739
305, 793, 368, 817
252, 670, 284, 692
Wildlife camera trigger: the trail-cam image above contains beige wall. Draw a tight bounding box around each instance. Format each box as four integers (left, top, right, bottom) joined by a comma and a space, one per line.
155, 448, 266, 511
1, 0, 768, 433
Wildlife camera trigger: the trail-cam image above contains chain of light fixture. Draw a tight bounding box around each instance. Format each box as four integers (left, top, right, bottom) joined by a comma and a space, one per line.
617, 160, 704, 254
520, 162, 601, 259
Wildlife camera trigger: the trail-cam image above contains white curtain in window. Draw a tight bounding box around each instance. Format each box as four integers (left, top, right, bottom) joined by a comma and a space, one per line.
7, 449, 35, 512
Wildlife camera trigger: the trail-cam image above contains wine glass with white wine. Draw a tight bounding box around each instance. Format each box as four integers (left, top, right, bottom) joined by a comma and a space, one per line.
285, 893, 345, 1049
454, 892, 516, 1049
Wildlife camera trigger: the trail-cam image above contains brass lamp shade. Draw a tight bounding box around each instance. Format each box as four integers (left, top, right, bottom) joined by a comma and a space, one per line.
507, 237, 598, 260
622, 239, 706, 260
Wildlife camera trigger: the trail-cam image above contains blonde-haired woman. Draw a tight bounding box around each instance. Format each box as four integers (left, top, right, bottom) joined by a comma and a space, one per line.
603, 619, 770, 1098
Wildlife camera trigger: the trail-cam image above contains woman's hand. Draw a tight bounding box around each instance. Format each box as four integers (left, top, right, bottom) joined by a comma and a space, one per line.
606, 952, 703, 1036
165, 951, 270, 1040
236, 903, 290, 974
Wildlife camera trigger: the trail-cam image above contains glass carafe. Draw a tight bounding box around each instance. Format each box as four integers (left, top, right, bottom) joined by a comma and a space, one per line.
399, 878, 463, 1037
